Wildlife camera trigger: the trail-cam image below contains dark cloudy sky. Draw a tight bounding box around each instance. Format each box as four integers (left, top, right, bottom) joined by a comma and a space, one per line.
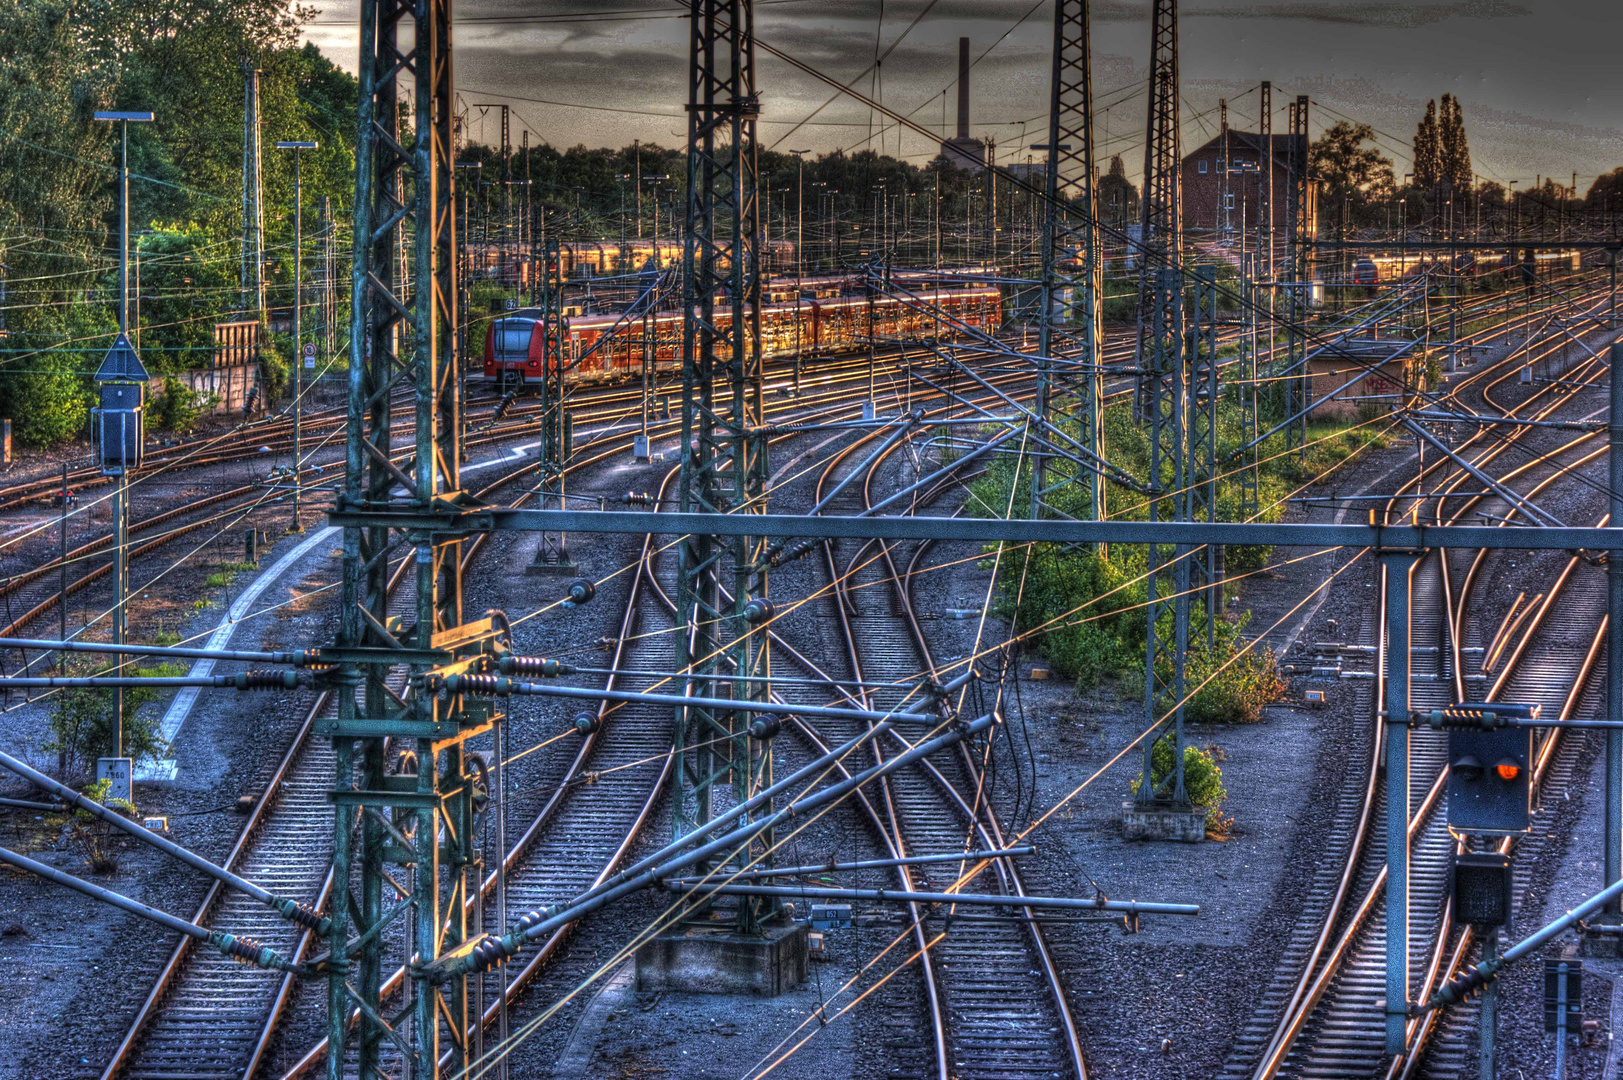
303, 1, 1623, 190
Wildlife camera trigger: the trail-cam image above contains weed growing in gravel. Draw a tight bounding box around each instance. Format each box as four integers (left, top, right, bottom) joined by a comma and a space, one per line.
1130, 738, 1228, 829
967, 391, 1373, 719
69, 778, 131, 874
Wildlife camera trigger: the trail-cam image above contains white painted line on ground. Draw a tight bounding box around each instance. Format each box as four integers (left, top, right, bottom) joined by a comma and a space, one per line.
138, 526, 337, 781
135, 446, 534, 781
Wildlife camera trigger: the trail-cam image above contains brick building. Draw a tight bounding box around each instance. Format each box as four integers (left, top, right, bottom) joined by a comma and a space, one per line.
1181, 131, 1316, 237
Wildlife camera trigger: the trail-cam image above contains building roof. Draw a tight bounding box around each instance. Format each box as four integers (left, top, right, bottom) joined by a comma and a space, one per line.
1184, 130, 1306, 165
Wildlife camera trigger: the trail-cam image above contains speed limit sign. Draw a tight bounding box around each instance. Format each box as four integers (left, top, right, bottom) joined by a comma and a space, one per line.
303, 342, 317, 369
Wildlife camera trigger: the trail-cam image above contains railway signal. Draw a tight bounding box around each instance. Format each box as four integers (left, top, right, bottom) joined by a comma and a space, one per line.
1443, 703, 1536, 834
1452, 852, 1514, 928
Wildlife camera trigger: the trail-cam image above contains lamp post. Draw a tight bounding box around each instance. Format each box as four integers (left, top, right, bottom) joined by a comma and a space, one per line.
96, 111, 155, 336
275, 141, 317, 534
641, 175, 669, 268
639, 175, 669, 445
92, 109, 154, 798
788, 151, 810, 396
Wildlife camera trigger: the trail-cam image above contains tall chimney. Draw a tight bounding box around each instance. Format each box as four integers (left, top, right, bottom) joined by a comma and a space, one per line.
956, 37, 970, 140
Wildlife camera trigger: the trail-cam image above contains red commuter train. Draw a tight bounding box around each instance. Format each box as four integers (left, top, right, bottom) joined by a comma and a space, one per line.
482, 277, 1003, 387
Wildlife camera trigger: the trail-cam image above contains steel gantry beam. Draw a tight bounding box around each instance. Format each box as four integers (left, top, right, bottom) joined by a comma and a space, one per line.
1133, 0, 1192, 809
675, 0, 776, 931
1029, 0, 1104, 526
328, 0, 495, 1076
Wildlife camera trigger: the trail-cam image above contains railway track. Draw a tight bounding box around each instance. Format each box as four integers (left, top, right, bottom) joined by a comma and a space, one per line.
1228, 296, 1617, 1080
0, 264, 1567, 518
102, 363, 925, 1078
86, 266, 1614, 1078
754, 423, 1086, 1080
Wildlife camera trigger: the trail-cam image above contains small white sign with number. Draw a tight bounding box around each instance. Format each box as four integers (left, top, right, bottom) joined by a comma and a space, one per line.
97, 757, 134, 805
504, 298, 518, 311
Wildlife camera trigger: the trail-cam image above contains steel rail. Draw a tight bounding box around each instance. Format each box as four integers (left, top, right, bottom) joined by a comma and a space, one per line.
1245, 292, 1616, 1078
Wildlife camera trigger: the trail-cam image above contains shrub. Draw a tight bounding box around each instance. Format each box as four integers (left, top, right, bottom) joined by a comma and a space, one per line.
71, 778, 121, 874
149, 377, 215, 434
45, 661, 172, 778
1130, 737, 1227, 825
1164, 617, 1287, 725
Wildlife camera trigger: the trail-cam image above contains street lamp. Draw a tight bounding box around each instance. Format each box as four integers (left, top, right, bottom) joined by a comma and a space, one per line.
92, 109, 154, 802
641, 175, 669, 268
275, 140, 317, 534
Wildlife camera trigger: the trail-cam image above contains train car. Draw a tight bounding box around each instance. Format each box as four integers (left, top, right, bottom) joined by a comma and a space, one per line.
481, 282, 1003, 387
1352, 257, 1379, 285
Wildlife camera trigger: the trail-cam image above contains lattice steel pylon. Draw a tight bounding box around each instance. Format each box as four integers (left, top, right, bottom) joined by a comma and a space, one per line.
674, 0, 775, 931
325, 0, 492, 1075
1134, 0, 1191, 808
531, 234, 573, 569
1029, 0, 1103, 527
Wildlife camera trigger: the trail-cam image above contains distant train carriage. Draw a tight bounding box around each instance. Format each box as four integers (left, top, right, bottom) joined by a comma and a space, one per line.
482, 280, 1002, 387
1352, 258, 1378, 286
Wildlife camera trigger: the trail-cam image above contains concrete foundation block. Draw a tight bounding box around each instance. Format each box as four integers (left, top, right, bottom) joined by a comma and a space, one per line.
634, 920, 808, 997
1121, 800, 1207, 843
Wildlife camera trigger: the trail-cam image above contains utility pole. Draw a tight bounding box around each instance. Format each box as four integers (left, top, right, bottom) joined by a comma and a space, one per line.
675, 0, 775, 932
529, 235, 571, 569
320, 196, 336, 359
275, 141, 317, 534
1261, 80, 1273, 283
241, 60, 265, 324
1382, 547, 1416, 1055
59, 463, 68, 659
1219, 98, 1231, 240
1601, 342, 1623, 929
790, 149, 810, 396
521, 129, 531, 270
472, 104, 512, 284
92, 109, 153, 804
1029, 0, 1102, 531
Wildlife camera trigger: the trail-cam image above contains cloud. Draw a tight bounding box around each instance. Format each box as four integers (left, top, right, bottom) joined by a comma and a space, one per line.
1189, 0, 1530, 28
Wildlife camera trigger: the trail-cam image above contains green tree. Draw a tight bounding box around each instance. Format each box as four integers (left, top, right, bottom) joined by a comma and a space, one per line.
1413, 99, 1441, 191
46, 662, 175, 779
1439, 93, 1472, 193
1, 301, 114, 447
1585, 168, 1623, 209
1310, 121, 1396, 232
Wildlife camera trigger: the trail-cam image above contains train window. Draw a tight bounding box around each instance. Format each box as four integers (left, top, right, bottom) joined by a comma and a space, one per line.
1198, 159, 1208, 174
495, 321, 533, 358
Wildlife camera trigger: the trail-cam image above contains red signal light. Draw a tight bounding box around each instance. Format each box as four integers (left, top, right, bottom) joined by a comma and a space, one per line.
1494, 760, 1520, 782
